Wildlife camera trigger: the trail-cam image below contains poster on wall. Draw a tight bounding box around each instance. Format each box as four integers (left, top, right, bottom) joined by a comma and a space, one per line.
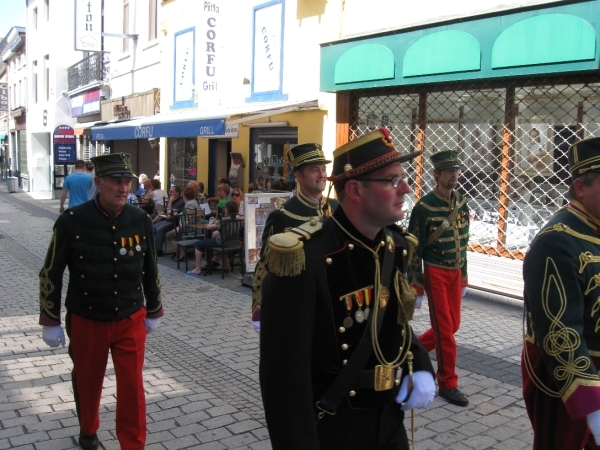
53, 125, 76, 163
244, 191, 292, 273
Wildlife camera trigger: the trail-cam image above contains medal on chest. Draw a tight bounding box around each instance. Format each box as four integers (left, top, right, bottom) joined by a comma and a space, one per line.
119, 238, 127, 256
135, 234, 142, 252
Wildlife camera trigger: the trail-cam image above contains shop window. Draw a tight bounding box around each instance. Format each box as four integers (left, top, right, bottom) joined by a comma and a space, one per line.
349, 75, 600, 260
251, 127, 298, 191
168, 137, 197, 185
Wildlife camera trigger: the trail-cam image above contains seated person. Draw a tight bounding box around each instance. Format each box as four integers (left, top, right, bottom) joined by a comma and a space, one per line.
166, 187, 200, 259
186, 201, 240, 275
231, 187, 244, 218
206, 183, 230, 216
154, 186, 185, 256
151, 179, 168, 214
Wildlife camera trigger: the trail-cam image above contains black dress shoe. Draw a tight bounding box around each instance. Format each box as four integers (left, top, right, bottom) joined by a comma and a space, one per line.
438, 388, 469, 406
78, 432, 100, 450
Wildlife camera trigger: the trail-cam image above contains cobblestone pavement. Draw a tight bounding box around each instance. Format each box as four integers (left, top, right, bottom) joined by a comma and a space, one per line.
0, 184, 532, 449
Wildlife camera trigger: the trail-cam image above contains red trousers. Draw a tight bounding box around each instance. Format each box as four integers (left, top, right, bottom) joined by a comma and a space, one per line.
418, 265, 462, 390
522, 341, 600, 450
66, 308, 147, 450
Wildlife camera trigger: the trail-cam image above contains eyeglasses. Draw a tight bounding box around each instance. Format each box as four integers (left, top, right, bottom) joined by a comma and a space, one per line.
232, 193, 240, 197
357, 176, 407, 188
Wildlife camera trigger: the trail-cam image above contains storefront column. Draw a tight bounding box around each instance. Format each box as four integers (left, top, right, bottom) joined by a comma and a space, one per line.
413, 92, 427, 199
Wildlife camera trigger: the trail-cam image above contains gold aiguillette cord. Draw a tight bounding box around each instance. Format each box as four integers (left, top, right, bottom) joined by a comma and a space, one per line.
407, 351, 415, 450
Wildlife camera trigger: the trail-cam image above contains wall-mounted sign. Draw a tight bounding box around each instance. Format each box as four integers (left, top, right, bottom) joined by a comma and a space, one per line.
172, 27, 196, 108
0, 83, 8, 111
71, 89, 101, 117
75, 0, 102, 52
202, 123, 239, 139
251, 1, 284, 96
198, 0, 222, 107
53, 125, 77, 163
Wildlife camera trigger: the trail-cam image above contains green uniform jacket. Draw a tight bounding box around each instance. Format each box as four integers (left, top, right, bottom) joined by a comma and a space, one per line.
260, 207, 434, 449
39, 199, 163, 324
523, 201, 600, 418
407, 190, 469, 290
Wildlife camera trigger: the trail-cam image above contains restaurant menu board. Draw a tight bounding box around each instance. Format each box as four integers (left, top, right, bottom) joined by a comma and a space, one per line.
244, 192, 292, 273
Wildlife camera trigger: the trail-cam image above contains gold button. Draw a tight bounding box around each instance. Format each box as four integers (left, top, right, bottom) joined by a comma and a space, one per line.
69, 211, 74, 215
341, 344, 349, 350
326, 258, 332, 265
143, 253, 146, 256
401, 227, 406, 233
83, 292, 88, 296
143, 236, 147, 240
395, 379, 400, 386
113, 242, 117, 246
114, 291, 118, 296
114, 274, 118, 279
79, 255, 83, 259
114, 258, 118, 262
342, 359, 348, 365
339, 327, 345, 333
348, 390, 356, 397
115, 307, 119, 311
402, 249, 407, 256
88, 306, 92, 309
310, 220, 317, 226
112, 226, 116, 230
137, 287, 141, 290
80, 274, 84, 278
142, 271, 145, 275
348, 243, 354, 250
75, 236, 80, 240
380, 241, 385, 246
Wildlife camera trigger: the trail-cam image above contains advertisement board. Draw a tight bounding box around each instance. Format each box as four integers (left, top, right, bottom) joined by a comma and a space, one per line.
244, 191, 292, 273
53, 125, 77, 163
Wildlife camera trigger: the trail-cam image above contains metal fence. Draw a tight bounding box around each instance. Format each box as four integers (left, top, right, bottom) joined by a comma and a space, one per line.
349, 75, 600, 265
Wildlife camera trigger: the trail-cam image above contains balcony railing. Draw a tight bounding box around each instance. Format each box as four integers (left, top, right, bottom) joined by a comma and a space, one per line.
67, 52, 109, 92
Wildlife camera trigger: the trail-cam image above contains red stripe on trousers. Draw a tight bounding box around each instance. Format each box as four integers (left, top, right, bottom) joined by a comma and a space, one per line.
68, 308, 147, 450
418, 264, 462, 390
522, 341, 600, 450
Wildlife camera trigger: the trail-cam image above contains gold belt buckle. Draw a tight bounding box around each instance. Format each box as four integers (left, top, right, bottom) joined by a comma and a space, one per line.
374, 365, 394, 391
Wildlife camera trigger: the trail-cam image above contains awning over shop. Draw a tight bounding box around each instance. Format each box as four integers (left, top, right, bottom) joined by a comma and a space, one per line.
91, 114, 227, 141
74, 121, 101, 136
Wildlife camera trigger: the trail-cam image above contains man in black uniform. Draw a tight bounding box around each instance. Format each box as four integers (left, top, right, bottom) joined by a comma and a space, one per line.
260, 128, 435, 449
39, 153, 163, 450
251, 143, 336, 331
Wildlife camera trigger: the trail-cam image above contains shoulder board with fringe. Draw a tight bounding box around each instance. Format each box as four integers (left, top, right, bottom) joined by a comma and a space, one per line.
266, 219, 323, 277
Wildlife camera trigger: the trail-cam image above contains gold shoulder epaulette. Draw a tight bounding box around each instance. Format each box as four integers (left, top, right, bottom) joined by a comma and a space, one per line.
266, 219, 323, 277
400, 228, 418, 265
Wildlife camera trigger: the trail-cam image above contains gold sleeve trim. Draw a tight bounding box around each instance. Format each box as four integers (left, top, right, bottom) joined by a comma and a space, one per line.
562, 377, 600, 403
39, 230, 58, 320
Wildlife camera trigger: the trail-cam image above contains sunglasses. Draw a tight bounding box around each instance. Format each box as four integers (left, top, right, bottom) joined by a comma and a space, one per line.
232, 193, 240, 197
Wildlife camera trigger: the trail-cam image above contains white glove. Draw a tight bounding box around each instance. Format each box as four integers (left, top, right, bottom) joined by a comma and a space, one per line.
144, 318, 161, 334
461, 287, 467, 297
42, 326, 66, 348
587, 409, 600, 444
396, 371, 436, 411
415, 295, 423, 309
252, 321, 261, 335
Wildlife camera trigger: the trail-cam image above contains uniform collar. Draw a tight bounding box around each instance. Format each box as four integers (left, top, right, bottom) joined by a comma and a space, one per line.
296, 186, 322, 210
94, 194, 125, 219
568, 200, 600, 234
332, 205, 384, 250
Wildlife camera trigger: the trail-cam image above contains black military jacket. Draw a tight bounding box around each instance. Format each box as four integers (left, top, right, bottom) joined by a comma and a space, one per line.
39, 199, 162, 323
260, 206, 433, 450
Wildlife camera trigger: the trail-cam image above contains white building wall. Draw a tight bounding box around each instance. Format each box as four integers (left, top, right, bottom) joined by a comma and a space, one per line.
103, 0, 161, 101
26, 0, 84, 194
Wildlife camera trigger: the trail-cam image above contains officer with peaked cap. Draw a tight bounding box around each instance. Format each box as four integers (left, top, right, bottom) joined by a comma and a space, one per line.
260, 128, 435, 449
407, 149, 470, 407
39, 153, 163, 450
522, 137, 600, 449
251, 143, 337, 332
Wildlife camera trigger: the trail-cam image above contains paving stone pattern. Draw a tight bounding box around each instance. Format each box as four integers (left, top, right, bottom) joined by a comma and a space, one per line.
0, 184, 533, 449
